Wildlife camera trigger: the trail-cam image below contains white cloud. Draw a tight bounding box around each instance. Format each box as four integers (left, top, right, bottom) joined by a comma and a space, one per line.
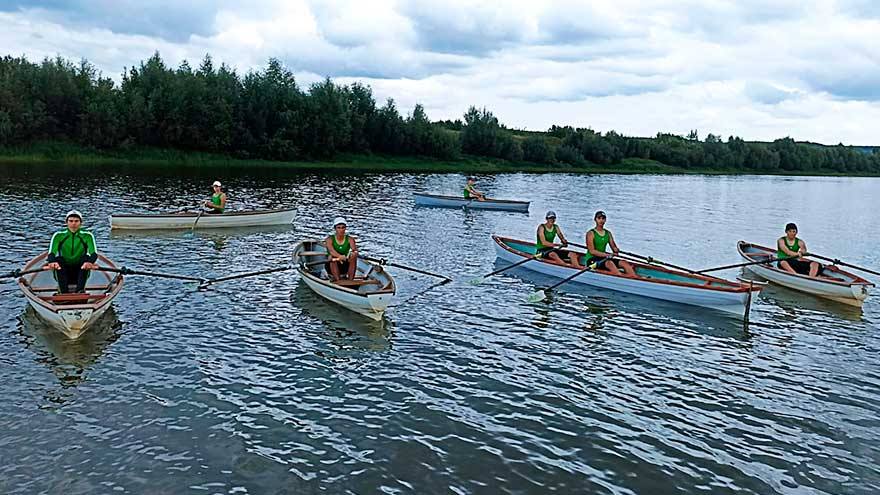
1, 0, 879, 143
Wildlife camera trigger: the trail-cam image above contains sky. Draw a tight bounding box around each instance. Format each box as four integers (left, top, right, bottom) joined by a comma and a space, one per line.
1, 0, 878, 144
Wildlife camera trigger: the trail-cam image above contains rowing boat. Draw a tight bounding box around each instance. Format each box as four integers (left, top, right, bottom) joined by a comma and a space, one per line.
494, 236, 761, 317
293, 240, 396, 320
737, 241, 872, 307
109, 208, 295, 230
17, 253, 124, 339
414, 193, 530, 212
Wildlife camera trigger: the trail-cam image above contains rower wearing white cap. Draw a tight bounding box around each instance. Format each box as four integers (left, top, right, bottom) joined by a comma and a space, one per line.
43, 210, 99, 293
204, 180, 227, 213
324, 217, 358, 281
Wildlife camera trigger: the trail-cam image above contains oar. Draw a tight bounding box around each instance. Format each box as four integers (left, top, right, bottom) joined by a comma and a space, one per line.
0, 267, 46, 281
199, 265, 295, 288
95, 266, 207, 284
805, 252, 880, 277
527, 261, 597, 303
190, 209, 206, 232
697, 257, 780, 274
361, 255, 452, 283
469, 256, 536, 284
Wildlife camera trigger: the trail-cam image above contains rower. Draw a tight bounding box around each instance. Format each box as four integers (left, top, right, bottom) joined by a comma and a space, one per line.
325, 217, 359, 281
464, 177, 486, 201
576, 210, 636, 276
42, 210, 99, 293
204, 180, 227, 214
536, 211, 578, 266
777, 223, 823, 277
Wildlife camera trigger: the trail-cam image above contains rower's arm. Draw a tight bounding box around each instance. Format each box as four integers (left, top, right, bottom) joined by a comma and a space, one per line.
348, 237, 358, 257
798, 240, 808, 255
47, 232, 62, 263
219, 193, 227, 209
608, 232, 620, 255
557, 227, 567, 245
83, 232, 98, 263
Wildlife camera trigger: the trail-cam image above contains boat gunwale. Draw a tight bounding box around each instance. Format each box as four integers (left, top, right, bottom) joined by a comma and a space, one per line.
18, 253, 124, 313
494, 235, 757, 294
737, 241, 874, 288
413, 193, 530, 206
110, 207, 296, 219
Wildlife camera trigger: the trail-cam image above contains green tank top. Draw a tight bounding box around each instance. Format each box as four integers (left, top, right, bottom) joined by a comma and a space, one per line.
330, 235, 351, 256
464, 187, 471, 199
777, 237, 799, 259
591, 228, 610, 253
211, 193, 225, 213
536, 224, 557, 248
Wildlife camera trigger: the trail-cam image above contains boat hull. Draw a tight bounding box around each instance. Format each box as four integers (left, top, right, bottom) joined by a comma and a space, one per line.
414, 193, 529, 212
293, 241, 395, 320
18, 253, 124, 339
109, 208, 296, 230
738, 241, 872, 307
494, 236, 757, 317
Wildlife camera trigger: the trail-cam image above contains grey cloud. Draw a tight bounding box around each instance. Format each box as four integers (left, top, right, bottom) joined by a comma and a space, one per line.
397, 3, 529, 56
0, 0, 227, 42
744, 81, 799, 104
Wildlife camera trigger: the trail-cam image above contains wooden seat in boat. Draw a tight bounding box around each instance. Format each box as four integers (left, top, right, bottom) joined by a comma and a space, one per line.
39, 293, 108, 303
333, 279, 381, 287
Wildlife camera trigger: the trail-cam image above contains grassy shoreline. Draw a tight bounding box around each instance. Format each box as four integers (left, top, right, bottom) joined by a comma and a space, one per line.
1, 142, 877, 177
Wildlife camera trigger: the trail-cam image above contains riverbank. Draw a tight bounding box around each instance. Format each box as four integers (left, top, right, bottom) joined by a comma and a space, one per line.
1, 142, 876, 176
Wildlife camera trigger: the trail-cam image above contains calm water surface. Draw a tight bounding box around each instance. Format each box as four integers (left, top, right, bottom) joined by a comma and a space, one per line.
1, 165, 878, 494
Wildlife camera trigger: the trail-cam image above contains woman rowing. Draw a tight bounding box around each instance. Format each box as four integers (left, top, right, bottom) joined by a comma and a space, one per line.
777, 223, 823, 277
464, 177, 486, 201
204, 180, 227, 214
325, 217, 359, 281
574, 211, 636, 277
536, 211, 578, 266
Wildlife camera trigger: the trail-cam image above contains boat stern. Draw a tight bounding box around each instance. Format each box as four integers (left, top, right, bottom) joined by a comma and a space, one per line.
56, 308, 96, 339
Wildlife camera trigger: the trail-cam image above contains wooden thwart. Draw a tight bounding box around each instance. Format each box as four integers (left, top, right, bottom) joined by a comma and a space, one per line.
333, 279, 381, 287
39, 293, 108, 302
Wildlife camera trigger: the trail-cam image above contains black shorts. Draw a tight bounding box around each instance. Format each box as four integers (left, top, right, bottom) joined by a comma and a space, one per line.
537, 247, 564, 259
779, 258, 823, 275
586, 256, 611, 269
326, 259, 351, 275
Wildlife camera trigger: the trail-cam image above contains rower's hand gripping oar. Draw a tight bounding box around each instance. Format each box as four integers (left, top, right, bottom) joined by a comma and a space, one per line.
527, 261, 598, 303
361, 255, 452, 284
469, 256, 536, 285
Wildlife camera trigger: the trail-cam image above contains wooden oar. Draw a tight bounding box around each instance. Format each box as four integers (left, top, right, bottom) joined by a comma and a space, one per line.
96, 266, 207, 284
199, 265, 295, 288
361, 255, 452, 283
697, 256, 779, 274
190, 209, 206, 232
0, 267, 45, 281
469, 256, 536, 284
805, 252, 880, 278
527, 261, 597, 303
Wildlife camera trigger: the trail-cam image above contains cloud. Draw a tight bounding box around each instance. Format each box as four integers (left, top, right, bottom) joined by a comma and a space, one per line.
744, 81, 800, 104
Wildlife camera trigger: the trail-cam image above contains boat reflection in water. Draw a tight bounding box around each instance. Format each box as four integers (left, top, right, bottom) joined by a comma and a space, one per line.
18, 306, 121, 403
740, 271, 864, 322
292, 282, 392, 357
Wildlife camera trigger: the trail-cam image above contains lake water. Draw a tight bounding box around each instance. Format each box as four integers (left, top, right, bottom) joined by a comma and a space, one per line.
1, 164, 878, 494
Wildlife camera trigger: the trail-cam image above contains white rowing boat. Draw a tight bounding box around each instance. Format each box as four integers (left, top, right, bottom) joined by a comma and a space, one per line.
494, 236, 761, 318
738, 241, 873, 307
109, 208, 295, 230
17, 253, 124, 339
293, 240, 396, 320
414, 193, 530, 212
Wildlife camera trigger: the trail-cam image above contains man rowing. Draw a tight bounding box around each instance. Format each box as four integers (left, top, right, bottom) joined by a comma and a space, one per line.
325, 217, 359, 281
42, 210, 99, 293
536, 211, 579, 266
464, 177, 486, 201
574, 210, 636, 276
777, 223, 823, 277
204, 180, 227, 213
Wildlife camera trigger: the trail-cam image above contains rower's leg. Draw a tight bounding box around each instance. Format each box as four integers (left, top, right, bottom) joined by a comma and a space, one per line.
568, 252, 582, 269
347, 254, 358, 280
809, 261, 819, 278
605, 260, 620, 273
55, 262, 70, 293
329, 261, 342, 281
619, 260, 637, 277
779, 260, 796, 274
547, 252, 564, 265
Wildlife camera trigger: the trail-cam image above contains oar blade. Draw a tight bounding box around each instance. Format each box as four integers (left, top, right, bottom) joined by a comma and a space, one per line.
526, 289, 547, 303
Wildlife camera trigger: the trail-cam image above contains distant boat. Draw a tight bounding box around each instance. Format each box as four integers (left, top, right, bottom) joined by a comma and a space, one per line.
17, 253, 124, 339
494, 235, 760, 318
738, 241, 872, 307
413, 193, 529, 212
109, 208, 295, 230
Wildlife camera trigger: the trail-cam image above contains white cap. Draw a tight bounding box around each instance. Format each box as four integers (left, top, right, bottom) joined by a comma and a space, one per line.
333, 217, 347, 227
212, 180, 222, 187
66, 210, 83, 221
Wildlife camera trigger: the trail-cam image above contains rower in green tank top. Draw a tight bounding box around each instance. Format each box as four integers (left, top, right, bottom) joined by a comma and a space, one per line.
204, 180, 227, 213
535, 211, 579, 266
776, 222, 823, 277
573, 210, 636, 277
463, 177, 486, 201
325, 217, 359, 281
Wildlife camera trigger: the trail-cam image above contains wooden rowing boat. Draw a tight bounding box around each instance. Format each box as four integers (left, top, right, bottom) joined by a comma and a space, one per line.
17, 253, 124, 339
413, 193, 530, 212
737, 241, 873, 307
292, 240, 396, 320
494, 236, 761, 317
109, 208, 295, 230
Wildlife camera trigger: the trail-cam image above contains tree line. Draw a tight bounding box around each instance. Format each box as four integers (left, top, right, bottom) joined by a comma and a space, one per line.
1, 53, 878, 173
